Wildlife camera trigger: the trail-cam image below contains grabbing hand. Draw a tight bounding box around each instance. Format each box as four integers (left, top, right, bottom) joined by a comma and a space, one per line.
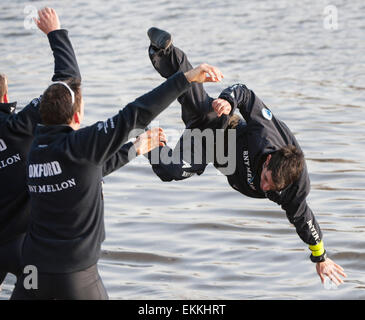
134, 128, 167, 155
212, 98, 232, 117
34, 7, 61, 35
184, 64, 223, 83
316, 258, 347, 286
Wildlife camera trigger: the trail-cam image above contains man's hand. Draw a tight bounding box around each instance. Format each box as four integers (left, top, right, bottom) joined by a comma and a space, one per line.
316, 258, 347, 286
34, 7, 61, 35
184, 63, 223, 83
133, 128, 167, 156
212, 98, 232, 117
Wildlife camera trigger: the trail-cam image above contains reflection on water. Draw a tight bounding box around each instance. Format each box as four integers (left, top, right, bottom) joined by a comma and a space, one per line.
1, 0, 364, 300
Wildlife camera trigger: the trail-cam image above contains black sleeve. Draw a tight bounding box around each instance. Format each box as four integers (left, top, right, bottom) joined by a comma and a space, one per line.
218, 83, 269, 124
48, 29, 81, 81
268, 164, 323, 246
13, 29, 81, 136
9, 97, 42, 136
102, 142, 137, 177
71, 71, 191, 165
147, 129, 208, 182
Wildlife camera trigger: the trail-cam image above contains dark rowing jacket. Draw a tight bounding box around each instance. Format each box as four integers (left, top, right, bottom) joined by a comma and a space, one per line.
23, 71, 191, 273
219, 84, 322, 246
0, 29, 81, 245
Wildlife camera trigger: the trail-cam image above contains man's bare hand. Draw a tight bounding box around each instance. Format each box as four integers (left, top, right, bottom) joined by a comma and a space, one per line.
212, 98, 232, 117
34, 7, 60, 35
134, 128, 167, 155
184, 63, 223, 83
316, 258, 347, 286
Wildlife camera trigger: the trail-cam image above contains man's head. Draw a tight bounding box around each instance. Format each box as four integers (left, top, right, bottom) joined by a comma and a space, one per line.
260, 145, 304, 192
0, 73, 8, 103
39, 78, 84, 129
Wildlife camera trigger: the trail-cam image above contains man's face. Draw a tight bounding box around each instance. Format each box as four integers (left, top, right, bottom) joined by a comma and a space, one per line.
260, 155, 276, 192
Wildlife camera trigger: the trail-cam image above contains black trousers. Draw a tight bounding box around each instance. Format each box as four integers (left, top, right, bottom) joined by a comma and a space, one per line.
147, 44, 230, 181
0, 234, 25, 286
10, 264, 108, 300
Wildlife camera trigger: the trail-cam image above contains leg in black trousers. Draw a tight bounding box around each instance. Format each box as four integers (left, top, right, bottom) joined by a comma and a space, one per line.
10, 264, 108, 300
147, 42, 230, 181
0, 233, 25, 297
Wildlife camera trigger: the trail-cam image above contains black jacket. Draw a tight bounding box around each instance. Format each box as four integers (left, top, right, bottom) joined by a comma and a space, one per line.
0, 29, 80, 245
23, 71, 191, 273
219, 84, 322, 246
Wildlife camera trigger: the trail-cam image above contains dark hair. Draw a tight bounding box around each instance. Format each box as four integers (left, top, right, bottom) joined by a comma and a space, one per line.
40, 78, 82, 125
267, 145, 304, 190
0, 73, 7, 98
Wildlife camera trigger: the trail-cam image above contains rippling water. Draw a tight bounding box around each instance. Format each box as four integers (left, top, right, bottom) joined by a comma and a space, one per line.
1, 0, 364, 299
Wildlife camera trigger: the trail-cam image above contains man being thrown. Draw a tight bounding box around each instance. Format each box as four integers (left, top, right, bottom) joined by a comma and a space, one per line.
10, 10, 223, 299
145, 27, 347, 286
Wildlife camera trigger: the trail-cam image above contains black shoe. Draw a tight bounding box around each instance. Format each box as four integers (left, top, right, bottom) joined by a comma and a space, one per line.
147, 27, 172, 50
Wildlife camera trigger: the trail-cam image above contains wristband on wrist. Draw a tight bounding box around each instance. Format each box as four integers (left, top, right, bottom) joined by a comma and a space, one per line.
309, 240, 327, 263
310, 250, 327, 263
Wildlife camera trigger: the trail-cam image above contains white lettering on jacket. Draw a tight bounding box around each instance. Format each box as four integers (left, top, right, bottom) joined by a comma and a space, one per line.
28, 178, 76, 193
0, 153, 21, 169
28, 161, 62, 178
0, 139, 7, 151
243, 150, 256, 191
307, 219, 320, 242
97, 118, 115, 134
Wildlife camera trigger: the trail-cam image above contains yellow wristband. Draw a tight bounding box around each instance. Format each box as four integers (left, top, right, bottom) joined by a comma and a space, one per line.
309, 240, 325, 257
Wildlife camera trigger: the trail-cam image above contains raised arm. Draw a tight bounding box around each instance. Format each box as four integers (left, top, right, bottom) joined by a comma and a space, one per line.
35, 8, 81, 81
13, 7, 81, 135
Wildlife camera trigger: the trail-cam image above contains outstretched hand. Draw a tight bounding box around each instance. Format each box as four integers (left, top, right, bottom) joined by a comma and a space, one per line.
133, 128, 167, 155
316, 258, 347, 286
184, 63, 223, 83
34, 7, 60, 35
212, 98, 232, 117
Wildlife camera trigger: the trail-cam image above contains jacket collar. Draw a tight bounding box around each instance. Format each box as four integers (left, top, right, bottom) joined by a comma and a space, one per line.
0, 101, 17, 114
35, 123, 74, 134
35, 123, 74, 143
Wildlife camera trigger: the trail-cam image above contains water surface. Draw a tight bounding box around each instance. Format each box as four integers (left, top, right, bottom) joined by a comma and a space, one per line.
0, 0, 364, 299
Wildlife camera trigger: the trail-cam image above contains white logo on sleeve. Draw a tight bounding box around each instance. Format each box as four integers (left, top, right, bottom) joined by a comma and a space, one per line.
97, 122, 104, 131
97, 118, 115, 133
31, 96, 42, 107
261, 108, 272, 120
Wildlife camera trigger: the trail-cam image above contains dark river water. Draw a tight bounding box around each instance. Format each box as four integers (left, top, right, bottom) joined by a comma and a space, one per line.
1, 0, 364, 299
